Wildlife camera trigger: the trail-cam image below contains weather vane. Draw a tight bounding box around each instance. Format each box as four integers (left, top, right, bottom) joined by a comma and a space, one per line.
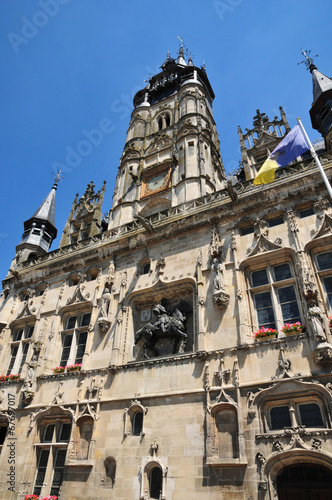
298, 49, 318, 71
52, 166, 64, 187
177, 35, 183, 48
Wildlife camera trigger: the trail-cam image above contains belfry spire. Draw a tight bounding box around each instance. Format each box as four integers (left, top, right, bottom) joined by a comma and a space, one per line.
300, 50, 332, 151
10, 174, 59, 270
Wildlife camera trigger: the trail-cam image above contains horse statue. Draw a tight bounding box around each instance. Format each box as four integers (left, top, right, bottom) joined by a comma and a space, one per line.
135, 300, 191, 359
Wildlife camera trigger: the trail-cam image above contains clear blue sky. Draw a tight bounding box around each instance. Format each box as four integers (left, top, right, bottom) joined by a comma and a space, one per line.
0, 0, 331, 282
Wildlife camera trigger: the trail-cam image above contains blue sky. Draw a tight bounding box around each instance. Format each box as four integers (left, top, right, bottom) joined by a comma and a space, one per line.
0, 0, 331, 282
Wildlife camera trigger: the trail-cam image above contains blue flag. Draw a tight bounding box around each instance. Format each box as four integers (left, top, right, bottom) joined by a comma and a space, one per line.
254, 124, 309, 185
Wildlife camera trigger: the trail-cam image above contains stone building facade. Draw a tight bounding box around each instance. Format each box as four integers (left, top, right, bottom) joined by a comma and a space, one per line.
0, 48, 332, 500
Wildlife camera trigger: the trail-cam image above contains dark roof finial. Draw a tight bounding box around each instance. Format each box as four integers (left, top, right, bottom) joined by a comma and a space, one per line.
52, 166, 64, 190
298, 48, 318, 73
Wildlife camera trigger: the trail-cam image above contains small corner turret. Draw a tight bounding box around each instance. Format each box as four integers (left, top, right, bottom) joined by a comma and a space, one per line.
10, 175, 59, 272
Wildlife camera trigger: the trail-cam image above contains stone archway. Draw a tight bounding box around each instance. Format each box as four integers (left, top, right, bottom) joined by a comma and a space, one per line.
276, 463, 332, 500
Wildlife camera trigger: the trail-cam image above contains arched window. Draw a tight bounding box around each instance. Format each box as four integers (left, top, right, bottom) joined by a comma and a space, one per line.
158, 117, 163, 130
132, 410, 143, 436
149, 466, 163, 499
165, 114, 171, 127
104, 456, 116, 488
123, 399, 147, 438
141, 262, 150, 275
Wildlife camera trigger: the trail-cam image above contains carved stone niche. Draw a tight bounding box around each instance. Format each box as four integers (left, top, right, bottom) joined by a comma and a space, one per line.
131, 280, 194, 361
123, 399, 148, 438
206, 399, 247, 467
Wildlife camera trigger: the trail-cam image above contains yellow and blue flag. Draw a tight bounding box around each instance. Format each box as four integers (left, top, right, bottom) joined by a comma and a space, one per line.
253, 124, 309, 185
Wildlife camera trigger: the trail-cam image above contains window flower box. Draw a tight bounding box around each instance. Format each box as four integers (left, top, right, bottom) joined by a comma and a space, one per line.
52, 364, 81, 374
253, 327, 278, 340
0, 374, 20, 383
66, 363, 82, 372
281, 322, 305, 336
24, 496, 58, 500
53, 366, 65, 374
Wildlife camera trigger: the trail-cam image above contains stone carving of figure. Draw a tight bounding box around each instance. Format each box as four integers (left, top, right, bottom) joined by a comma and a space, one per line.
135, 300, 190, 358
100, 290, 112, 319
307, 304, 327, 344
211, 258, 224, 291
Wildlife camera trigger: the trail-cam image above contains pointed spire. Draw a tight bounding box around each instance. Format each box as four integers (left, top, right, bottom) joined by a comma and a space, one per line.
176, 36, 187, 67
312, 69, 332, 103
298, 49, 332, 103
31, 185, 57, 227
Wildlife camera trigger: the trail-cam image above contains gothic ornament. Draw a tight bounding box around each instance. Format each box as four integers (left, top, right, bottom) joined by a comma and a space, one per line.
210, 228, 223, 257
296, 251, 318, 299
313, 211, 332, 239
246, 234, 282, 257
287, 210, 299, 233
21, 380, 35, 404
213, 291, 230, 309
272, 440, 284, 453
66, 281, 90, 305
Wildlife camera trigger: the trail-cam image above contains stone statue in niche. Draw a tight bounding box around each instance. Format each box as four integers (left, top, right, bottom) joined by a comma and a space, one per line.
134, 299, 191, 359
211, 257, 230, 309
307, 303, 327, 344
98, 289, 112, 334
211, 258, 224, 291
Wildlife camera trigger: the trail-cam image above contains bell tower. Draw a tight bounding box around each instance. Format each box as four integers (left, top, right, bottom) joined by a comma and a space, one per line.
109, 44, 225, 229
9, 175, 59, 273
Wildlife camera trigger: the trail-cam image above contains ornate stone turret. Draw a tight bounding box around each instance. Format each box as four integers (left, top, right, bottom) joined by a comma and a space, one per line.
59, 180, 106, 247
305, 54, 332, 152
109, 44, 225, 229
10, 176, 59, 270
238, 107, 291, 182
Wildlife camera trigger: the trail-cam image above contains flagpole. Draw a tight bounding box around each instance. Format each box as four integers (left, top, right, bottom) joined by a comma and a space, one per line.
297, 118, 332, 199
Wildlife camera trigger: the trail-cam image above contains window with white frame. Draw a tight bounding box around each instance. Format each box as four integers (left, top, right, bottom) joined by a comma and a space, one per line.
7, 323, 34, 375
60, 312, 91, 368
316, 250, 332, 310
267, 398, 325, 431
33, 420, 71, 497
250, 262, 301, 330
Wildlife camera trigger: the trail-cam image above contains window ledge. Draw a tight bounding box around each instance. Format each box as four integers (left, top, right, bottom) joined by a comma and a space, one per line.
66, 459, 94, 468
206, 457, 247, 467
